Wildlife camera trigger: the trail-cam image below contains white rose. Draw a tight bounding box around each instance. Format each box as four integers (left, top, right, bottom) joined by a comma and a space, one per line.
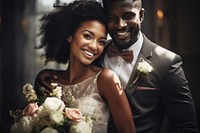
50, 111, 64, 125
36, 105, 49, 118
41, 127, 58, 133
43, 97, 65, 112
137, 60, 153, 75
70, 121, 92, 133
11, 116, 33, 133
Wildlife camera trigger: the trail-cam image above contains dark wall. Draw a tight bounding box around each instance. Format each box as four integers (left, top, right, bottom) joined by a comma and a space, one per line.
0, 0, 29, 132
142, 0, 200, 130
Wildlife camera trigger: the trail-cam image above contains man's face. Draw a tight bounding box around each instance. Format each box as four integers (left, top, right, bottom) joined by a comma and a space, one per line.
105, 0, 144, 49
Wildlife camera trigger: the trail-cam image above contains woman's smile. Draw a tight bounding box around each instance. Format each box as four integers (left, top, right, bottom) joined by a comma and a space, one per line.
81, 49, 96, 58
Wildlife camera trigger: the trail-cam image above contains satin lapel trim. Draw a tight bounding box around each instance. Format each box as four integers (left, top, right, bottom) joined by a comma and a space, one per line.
125, 35, 153, 96
125, 53, 144, 96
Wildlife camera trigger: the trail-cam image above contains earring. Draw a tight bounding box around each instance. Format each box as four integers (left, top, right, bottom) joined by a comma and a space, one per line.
67, 36, 72, 43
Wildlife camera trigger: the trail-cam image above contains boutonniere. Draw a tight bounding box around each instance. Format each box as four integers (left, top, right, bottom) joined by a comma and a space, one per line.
130, 58, 154, 87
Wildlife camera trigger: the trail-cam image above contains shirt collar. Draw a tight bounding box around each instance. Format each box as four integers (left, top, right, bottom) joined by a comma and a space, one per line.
127, 31, 143, 51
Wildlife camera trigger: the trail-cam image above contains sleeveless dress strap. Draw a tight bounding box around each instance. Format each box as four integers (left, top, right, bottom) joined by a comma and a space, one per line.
94, 70, 103, 84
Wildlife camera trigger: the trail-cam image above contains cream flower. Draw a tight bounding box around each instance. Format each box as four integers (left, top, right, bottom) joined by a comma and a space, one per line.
130, 59, 154, 87
36, 106, 47, 117
137, 59, 154, 76
11, 116, 33, 133
70, 121, 92, 133
50, 111, 64, 125
41, 127, 58, 133
43, 97, 65, 112
51, 83, 59, 88
51, 86, 62, 99
23, 83, 37, 102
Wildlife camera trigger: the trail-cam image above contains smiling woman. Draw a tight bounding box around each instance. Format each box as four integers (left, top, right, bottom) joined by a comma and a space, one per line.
33, 0, 136, 133
37, 1, 107, 65
68, 20, 106, 65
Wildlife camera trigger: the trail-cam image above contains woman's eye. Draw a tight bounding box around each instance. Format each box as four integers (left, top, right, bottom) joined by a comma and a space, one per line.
98, 40, 106, 46
83, 34, 91, 40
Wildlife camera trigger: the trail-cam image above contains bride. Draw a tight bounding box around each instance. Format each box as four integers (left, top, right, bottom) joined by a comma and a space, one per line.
35, 1, 136, 133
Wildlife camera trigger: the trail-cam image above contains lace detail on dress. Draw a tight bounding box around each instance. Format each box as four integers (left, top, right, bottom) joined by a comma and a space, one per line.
60, 71, 109, 133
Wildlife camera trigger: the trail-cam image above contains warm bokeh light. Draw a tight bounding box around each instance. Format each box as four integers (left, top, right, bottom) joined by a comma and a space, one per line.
157, 9, 164, 19
22, 18, 28, 28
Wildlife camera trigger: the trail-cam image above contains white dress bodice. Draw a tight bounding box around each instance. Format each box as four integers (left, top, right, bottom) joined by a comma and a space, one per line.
60, 71, 110, 133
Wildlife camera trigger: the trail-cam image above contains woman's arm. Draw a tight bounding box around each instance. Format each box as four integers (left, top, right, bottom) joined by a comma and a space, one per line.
97, 68, 136, 133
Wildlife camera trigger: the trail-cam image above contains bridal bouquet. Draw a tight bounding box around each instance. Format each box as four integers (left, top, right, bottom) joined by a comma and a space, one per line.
10, 83, 93, 133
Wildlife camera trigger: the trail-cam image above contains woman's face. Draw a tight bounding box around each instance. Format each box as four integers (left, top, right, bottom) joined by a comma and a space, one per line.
69, 20, 107, 65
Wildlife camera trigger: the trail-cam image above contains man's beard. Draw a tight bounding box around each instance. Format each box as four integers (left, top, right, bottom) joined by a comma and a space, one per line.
112, 28, 140, 50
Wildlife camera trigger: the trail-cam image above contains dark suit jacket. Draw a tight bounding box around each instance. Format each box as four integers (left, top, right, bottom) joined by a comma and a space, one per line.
104, 34, 199, 133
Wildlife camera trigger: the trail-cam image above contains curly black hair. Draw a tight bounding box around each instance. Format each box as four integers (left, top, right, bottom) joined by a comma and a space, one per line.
37, 0, 107, 64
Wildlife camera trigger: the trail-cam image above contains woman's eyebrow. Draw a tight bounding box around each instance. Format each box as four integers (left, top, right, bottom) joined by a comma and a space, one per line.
82, 30, 107, 39
82, 30, 94, 35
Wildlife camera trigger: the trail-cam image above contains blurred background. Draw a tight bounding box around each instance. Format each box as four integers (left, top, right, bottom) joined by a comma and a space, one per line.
0, 0, 199, 132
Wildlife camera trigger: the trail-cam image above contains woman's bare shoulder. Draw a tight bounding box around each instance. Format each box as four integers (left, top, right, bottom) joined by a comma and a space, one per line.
98, 68, 118, 80
97, 68, 121, 96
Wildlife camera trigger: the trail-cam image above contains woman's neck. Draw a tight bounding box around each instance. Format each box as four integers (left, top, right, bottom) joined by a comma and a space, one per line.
69, 63, 92, 83
59, 60, 100, 85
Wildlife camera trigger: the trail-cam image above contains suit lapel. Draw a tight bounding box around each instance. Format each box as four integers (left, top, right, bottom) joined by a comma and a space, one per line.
125, 34, 153, 96
125, 54, 141, 96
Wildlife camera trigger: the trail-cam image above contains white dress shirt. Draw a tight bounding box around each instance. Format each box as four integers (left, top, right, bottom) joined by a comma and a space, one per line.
103, 32, 144, 89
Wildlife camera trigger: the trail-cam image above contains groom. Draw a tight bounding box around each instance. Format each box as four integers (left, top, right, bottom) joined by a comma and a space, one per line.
35, 0, 199, 132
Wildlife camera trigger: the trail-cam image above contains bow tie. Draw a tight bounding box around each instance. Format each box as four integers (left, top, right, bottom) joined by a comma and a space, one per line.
107, 45, 133, 63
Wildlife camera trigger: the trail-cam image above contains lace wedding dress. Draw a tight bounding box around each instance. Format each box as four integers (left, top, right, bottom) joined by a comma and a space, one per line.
60, 71, 110, 133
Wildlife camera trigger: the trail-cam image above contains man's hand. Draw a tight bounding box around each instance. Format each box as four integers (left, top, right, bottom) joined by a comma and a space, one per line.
34, 69, 58, 95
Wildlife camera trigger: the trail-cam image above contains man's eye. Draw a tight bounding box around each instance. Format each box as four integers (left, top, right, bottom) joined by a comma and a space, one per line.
107, 16, 118, 22
83, 34, 91, 40
122, 13, 135, 20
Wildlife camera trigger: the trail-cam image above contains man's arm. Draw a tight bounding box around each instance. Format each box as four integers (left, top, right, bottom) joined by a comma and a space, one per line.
162, 55, 199, 132
34, 69, 58, 96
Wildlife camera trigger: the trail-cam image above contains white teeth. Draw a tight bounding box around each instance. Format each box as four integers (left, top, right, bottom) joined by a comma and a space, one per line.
117, 32, 128, 36
83, 50, 94, 56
